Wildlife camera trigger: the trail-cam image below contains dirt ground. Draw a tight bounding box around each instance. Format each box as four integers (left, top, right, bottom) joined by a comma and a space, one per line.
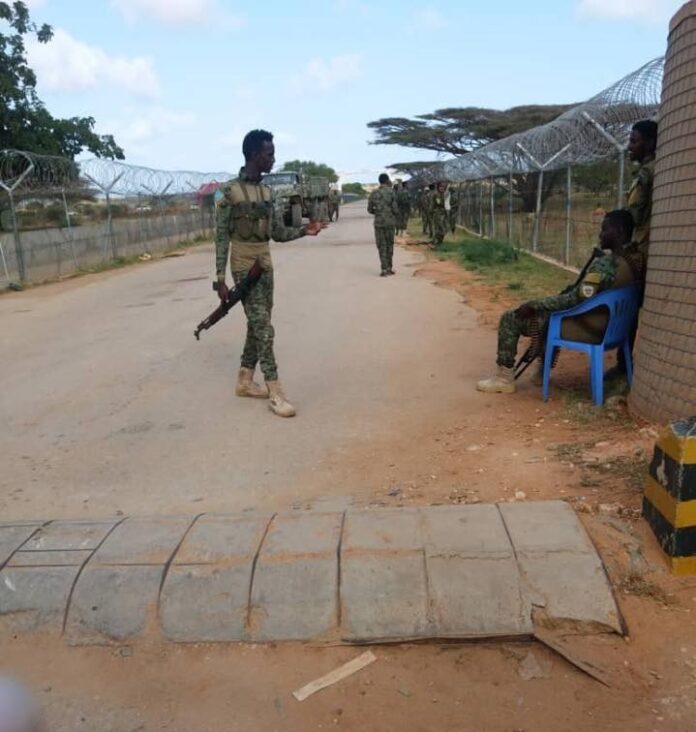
3, 226, 696, 731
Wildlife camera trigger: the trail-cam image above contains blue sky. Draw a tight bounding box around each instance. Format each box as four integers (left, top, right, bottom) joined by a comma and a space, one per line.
21, 0, 681, 181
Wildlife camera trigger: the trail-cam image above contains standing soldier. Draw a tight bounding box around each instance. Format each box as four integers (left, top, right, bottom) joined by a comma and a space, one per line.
448, 183, 460, 234
328, 187, 340, 221
368, 173, 399, 276
422, 183, 435, 237
431, 180, 449, 248
215, 129, 321, 418
396, 180, 411, 236
626, 119, 657, 260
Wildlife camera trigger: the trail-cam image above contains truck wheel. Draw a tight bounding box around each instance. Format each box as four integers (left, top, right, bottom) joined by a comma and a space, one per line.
291, 203, 302, 227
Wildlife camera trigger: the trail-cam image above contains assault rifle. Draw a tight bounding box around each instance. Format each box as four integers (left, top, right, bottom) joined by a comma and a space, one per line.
513, 247, 603, 380
194, 259, 264, 340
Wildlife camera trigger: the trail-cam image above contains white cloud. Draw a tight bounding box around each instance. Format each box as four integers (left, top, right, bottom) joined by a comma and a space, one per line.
410, 7, 446, 31
289, 54, 363, 95
111, 0, 244, 27
23, 0, 48, 9
576, 0, 682, 23
113, 107, 197, 147
26, 29, 160, 98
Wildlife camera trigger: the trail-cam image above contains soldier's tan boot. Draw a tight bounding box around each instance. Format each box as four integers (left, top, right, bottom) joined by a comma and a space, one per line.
266, 380, 296, 418
476, 366, 516, 394
236, 368, 269, 398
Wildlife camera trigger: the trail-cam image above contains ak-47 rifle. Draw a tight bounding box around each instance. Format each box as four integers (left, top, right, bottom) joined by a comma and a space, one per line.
513, 247, 603, 380
194, 259, 264, 340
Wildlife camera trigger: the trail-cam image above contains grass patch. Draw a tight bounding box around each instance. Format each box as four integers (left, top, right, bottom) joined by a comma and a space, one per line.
408, 220, 573, 301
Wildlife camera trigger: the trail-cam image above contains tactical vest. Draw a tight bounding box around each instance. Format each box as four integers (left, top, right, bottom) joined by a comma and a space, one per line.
225, 179, 273, 242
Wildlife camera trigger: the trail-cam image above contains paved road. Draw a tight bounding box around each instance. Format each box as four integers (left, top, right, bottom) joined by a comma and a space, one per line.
0, 204, 491, 519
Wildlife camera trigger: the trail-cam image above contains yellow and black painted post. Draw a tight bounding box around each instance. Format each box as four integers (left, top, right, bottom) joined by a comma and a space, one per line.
643, 417, 696, 575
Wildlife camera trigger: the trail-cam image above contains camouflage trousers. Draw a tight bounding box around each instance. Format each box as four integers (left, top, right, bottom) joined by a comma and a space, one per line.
497, 309, 547, 369
232, 269, 277, 381
374, 226, 395, 271
396, 209, 410, 233
432, 211, 448, 246
422, 211, 432, 236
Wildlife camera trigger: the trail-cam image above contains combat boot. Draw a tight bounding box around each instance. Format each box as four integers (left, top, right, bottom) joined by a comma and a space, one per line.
476, 366, 516, 394
266, 380, 296, 418
236, 368, 269, 398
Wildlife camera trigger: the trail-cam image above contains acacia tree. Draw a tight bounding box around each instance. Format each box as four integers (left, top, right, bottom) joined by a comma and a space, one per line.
368, 105, 573, 211
0, 1, 124, 158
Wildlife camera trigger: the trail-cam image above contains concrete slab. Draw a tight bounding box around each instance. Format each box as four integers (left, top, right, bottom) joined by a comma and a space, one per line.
173, 514, 270, 565
499, 501, 594, 554
8, 550, 92, 567
262, 512, 343, 557
427, 555, 533, 637
23, 521, 116, 552
341, 554, 429, 641
0, 503, 623, 644
343, 508, 421, 552
515, 552, 622, 632
65, 565, 163, 644
0, 566, 80, 633
250, 558, 338, 641
0, 526, 39, 568
161, 564, 251, 642
421, 504, 512, 556
92, 517, 193, 566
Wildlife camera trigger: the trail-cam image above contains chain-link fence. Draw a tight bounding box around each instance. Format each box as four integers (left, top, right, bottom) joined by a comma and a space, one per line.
411, 57, 664, 269
0, 150, 233, 285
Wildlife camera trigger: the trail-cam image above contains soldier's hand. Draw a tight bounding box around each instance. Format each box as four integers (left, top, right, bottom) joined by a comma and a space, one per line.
216, 281, 229, 302
515, 302, 536, 319
305, 221, 322, 236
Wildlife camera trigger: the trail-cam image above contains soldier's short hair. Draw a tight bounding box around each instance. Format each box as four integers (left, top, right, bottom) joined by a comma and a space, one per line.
605, 209, 634, 241
632, 120, 658, 145
379, 173, 390, 184
243, 129, 274, 159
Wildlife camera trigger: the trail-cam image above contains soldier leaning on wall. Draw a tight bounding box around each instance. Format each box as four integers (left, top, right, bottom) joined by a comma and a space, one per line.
605, 119, 658, 383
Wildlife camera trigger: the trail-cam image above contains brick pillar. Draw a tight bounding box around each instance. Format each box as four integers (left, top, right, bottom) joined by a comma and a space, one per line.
629, 1, 696, 422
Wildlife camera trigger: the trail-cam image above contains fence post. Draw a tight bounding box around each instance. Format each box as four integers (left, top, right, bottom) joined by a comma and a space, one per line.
515, 142, 571, 253
508, 171, 514, 244
61, 187, 79, 270
581, 111, 627, 208
489, 177, 496, 239
83, 171, 125, 262
478, 181, 484, 236
565, 166, 572, 265
0, 161, 34, 283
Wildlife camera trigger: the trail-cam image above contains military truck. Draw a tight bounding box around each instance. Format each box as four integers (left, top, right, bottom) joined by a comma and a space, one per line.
261, 171, 330, 225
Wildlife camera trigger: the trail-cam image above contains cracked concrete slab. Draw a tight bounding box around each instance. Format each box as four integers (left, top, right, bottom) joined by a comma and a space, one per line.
0, 502, 622, 645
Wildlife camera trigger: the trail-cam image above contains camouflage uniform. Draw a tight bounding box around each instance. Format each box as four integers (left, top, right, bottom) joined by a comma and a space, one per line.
496, 251, 639, 368
215, 167, 305, 381
626, 155, 655, 257
431, 191, 448, 247
448, 185, 460, 233
328, 189, 340, 221
367, 184, 398, 272
422, 188, 433, 236
396, 187, 411, 234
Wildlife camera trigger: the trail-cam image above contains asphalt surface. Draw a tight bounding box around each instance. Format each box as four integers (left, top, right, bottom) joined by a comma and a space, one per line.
0, 203, 490, 519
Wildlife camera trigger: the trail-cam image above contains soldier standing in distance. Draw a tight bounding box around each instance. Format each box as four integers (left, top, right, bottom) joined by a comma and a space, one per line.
422, 183, 435, 237
431, 180, 449, 248
215, 129, 321, 418
367, 173, 399, 276
449, 183, 460, 234
396, 180, 412, 236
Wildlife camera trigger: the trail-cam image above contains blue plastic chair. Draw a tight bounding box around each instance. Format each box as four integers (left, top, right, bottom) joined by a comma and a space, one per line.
542, 284, 643, 406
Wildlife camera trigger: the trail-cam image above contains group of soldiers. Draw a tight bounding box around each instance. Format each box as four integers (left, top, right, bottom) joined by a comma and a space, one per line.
366, 176, 462, 276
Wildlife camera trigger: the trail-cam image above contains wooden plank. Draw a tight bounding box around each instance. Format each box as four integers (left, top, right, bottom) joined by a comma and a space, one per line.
292, 651, 377, 702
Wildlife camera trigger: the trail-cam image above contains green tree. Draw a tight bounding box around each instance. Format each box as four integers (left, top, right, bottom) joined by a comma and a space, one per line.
369, 105, 575, 212
342, 182, 366, 197
0, 1, 124, 159
280, 160, 338, 182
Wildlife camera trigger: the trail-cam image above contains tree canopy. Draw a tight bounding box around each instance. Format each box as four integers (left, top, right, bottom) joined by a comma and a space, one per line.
280, 160, 338, 182
341, 182, 367, 197
0, 1, 124, 159
368, 105, 574, 156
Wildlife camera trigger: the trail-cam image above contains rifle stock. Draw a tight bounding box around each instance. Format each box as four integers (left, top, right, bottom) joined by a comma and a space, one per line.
194, 259, 264, 340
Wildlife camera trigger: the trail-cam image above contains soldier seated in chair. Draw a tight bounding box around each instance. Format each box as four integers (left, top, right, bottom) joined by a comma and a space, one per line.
476, 210, 643, 394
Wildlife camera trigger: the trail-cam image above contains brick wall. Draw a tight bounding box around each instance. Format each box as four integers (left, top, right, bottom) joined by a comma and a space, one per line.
630, 1, 696, 421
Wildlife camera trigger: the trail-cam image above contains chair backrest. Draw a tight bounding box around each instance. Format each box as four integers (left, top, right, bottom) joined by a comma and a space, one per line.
594, 284, 643, 346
